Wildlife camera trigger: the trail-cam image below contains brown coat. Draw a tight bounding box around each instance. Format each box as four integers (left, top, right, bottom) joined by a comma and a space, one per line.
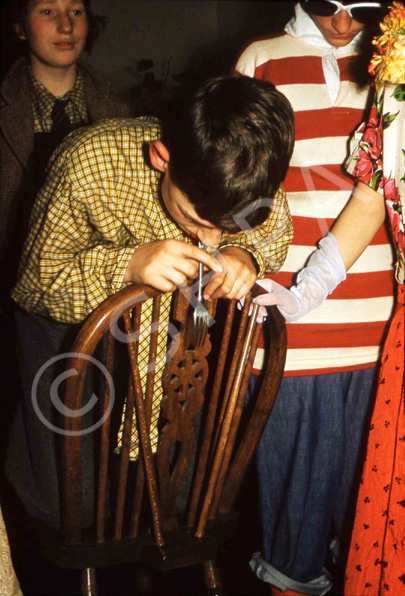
0, 57, 132, 299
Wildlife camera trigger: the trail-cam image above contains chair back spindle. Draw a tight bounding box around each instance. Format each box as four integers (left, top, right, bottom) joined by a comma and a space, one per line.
58, 282, 286, 586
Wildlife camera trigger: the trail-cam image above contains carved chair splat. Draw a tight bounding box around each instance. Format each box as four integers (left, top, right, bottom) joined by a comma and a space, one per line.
38, 282, 286, 595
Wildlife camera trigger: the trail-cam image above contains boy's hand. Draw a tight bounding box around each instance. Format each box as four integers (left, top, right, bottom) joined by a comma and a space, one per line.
203, 246, 257, 301
123, 239, 223, 292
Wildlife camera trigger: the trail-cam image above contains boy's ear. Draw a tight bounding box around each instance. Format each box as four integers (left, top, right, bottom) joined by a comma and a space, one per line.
149, 140, 170, 172
14, 21, 26, 41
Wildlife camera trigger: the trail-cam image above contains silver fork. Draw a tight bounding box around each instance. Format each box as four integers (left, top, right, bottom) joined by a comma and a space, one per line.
192, 241, 210, 347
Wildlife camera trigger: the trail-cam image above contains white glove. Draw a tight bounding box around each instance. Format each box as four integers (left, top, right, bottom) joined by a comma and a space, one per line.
253, 233, 346, 322
253, 278, 300, 321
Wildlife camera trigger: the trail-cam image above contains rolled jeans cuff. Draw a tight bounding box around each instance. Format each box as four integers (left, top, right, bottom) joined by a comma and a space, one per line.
249, 552, 332, 596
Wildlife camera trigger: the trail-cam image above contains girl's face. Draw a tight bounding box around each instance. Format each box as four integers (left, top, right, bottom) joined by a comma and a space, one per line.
311, 9, 365, 47
16, 0, 88, 72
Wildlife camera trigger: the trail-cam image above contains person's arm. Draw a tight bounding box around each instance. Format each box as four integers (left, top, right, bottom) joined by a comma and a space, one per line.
330, 181, 386, 269
26, 192, 224, 324
204, 186, 293, 301
253, 182, 386, 320
123, 239, 222, 291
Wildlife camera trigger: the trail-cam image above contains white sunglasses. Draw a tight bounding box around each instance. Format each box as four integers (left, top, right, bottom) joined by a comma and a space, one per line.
304, 1, 382, 23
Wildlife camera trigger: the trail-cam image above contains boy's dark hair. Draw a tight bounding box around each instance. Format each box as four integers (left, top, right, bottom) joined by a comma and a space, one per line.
164, 75, 295, 233
9, 0, 105, 53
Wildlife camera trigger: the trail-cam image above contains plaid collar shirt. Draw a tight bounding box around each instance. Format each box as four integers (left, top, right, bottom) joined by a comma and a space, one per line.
11, 116, 292, 456
12, 116, 292, 323
30, 67, 87, 133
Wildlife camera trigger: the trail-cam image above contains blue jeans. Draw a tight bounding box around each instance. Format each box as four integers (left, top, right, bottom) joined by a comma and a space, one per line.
248, 368, 376, 595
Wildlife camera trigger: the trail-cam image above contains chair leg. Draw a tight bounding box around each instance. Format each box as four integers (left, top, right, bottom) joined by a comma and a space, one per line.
81, 567, 97, 596
202, 560, 226, 596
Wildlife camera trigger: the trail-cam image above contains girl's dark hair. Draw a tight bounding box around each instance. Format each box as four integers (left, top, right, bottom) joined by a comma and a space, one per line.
6, 0, 106, 54
350, 3, 390, 89
164, 75, 295, 232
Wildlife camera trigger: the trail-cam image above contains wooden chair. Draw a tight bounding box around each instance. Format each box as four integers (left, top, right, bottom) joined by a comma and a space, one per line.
41, 282, 286, 595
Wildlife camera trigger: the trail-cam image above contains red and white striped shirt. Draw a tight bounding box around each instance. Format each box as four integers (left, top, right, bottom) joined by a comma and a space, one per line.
235, 33, 395, 376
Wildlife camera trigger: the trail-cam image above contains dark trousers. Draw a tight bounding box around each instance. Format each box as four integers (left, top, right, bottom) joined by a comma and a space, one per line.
5, 307, 94, 529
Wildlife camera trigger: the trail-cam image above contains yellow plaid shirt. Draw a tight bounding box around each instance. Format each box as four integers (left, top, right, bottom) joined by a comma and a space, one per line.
30, 67, 87, 133
12, 117, 292, 455
12, 117, 292, 320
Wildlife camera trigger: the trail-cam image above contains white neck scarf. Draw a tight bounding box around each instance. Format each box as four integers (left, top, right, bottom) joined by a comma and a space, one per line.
285, 3, 363, 104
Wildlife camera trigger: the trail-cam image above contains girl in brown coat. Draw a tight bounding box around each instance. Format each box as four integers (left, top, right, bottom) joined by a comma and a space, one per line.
0, 0, 131, 301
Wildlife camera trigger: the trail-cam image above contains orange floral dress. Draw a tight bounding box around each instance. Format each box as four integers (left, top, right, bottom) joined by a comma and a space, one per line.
345, 83, 405, 596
